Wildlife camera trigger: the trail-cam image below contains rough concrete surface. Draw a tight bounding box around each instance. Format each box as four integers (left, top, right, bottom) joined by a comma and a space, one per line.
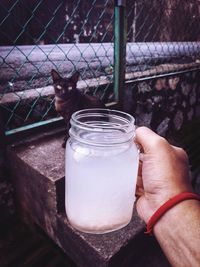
7, 132, 171, 267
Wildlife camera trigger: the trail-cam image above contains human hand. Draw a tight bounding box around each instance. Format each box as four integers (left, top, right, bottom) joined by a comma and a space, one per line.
135, 126, 193, 223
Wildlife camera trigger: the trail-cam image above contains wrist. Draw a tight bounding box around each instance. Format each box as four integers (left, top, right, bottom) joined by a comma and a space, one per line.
146, 192, 200, 235
153, 198, 200, 267
138, 188, 194, 224
154, 198, 200, 235
145, 185, 194, 223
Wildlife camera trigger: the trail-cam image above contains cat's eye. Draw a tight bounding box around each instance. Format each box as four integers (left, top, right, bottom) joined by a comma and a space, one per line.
68, 86, 73, 91
56, 85, 62, 90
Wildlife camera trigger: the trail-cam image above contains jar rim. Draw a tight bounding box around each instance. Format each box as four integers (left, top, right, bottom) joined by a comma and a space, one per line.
69, 109, 135, 146
71, 108, 135, 130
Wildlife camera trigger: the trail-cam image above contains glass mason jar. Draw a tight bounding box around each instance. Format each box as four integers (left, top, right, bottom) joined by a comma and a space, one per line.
65, 109, 139, 234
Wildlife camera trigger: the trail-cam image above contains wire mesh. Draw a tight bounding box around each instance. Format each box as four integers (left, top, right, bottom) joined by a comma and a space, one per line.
125, 0, 200, 140
0, 0, 114, 132
0, 0, 200, 134
126, 0, 200, 79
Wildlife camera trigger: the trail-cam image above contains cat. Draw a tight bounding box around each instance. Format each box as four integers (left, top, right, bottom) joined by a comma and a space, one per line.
51, 69, 105, 147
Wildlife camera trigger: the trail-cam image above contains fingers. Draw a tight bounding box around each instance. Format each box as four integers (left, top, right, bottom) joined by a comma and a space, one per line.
137, 160, 143, 185
136, 127, 188, 162
136, 160, 144, 197
138, 159, 142, 176
135, 184, 144, 198
171, 145, 189, 162
135, 126, 167, 153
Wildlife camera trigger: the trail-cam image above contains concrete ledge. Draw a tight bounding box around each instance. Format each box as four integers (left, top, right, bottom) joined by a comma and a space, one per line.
1, 62, 200, 105
0, 77, 111, 105
7, 132, 170, 266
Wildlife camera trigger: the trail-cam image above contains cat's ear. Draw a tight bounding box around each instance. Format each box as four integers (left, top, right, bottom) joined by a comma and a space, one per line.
51, 69, 62, 83
70, 71, 80, 83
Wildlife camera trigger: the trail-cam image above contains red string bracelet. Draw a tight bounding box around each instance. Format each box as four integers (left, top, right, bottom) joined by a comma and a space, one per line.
145, 192, 200, 235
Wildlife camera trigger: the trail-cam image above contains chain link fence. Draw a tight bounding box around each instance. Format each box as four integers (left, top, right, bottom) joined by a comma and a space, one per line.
0, 0, 200, 136
126, 0, 200, 79
0, 0, 115, 134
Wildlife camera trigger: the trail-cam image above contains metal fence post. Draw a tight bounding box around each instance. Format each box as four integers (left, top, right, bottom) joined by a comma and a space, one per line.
114, 0, 127, 109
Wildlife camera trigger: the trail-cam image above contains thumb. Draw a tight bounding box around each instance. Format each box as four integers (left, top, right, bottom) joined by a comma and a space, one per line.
135, 126, 164, 154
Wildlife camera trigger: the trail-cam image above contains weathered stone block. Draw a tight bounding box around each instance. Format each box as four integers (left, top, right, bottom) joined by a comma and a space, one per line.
7, 132, 170, 267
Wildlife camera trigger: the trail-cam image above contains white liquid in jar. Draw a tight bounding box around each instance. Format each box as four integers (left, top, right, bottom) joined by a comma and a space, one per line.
65, 139, 139, 234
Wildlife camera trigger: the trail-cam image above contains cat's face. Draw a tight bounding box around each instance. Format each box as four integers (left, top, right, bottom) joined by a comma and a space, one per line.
51, 69, 80, 99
